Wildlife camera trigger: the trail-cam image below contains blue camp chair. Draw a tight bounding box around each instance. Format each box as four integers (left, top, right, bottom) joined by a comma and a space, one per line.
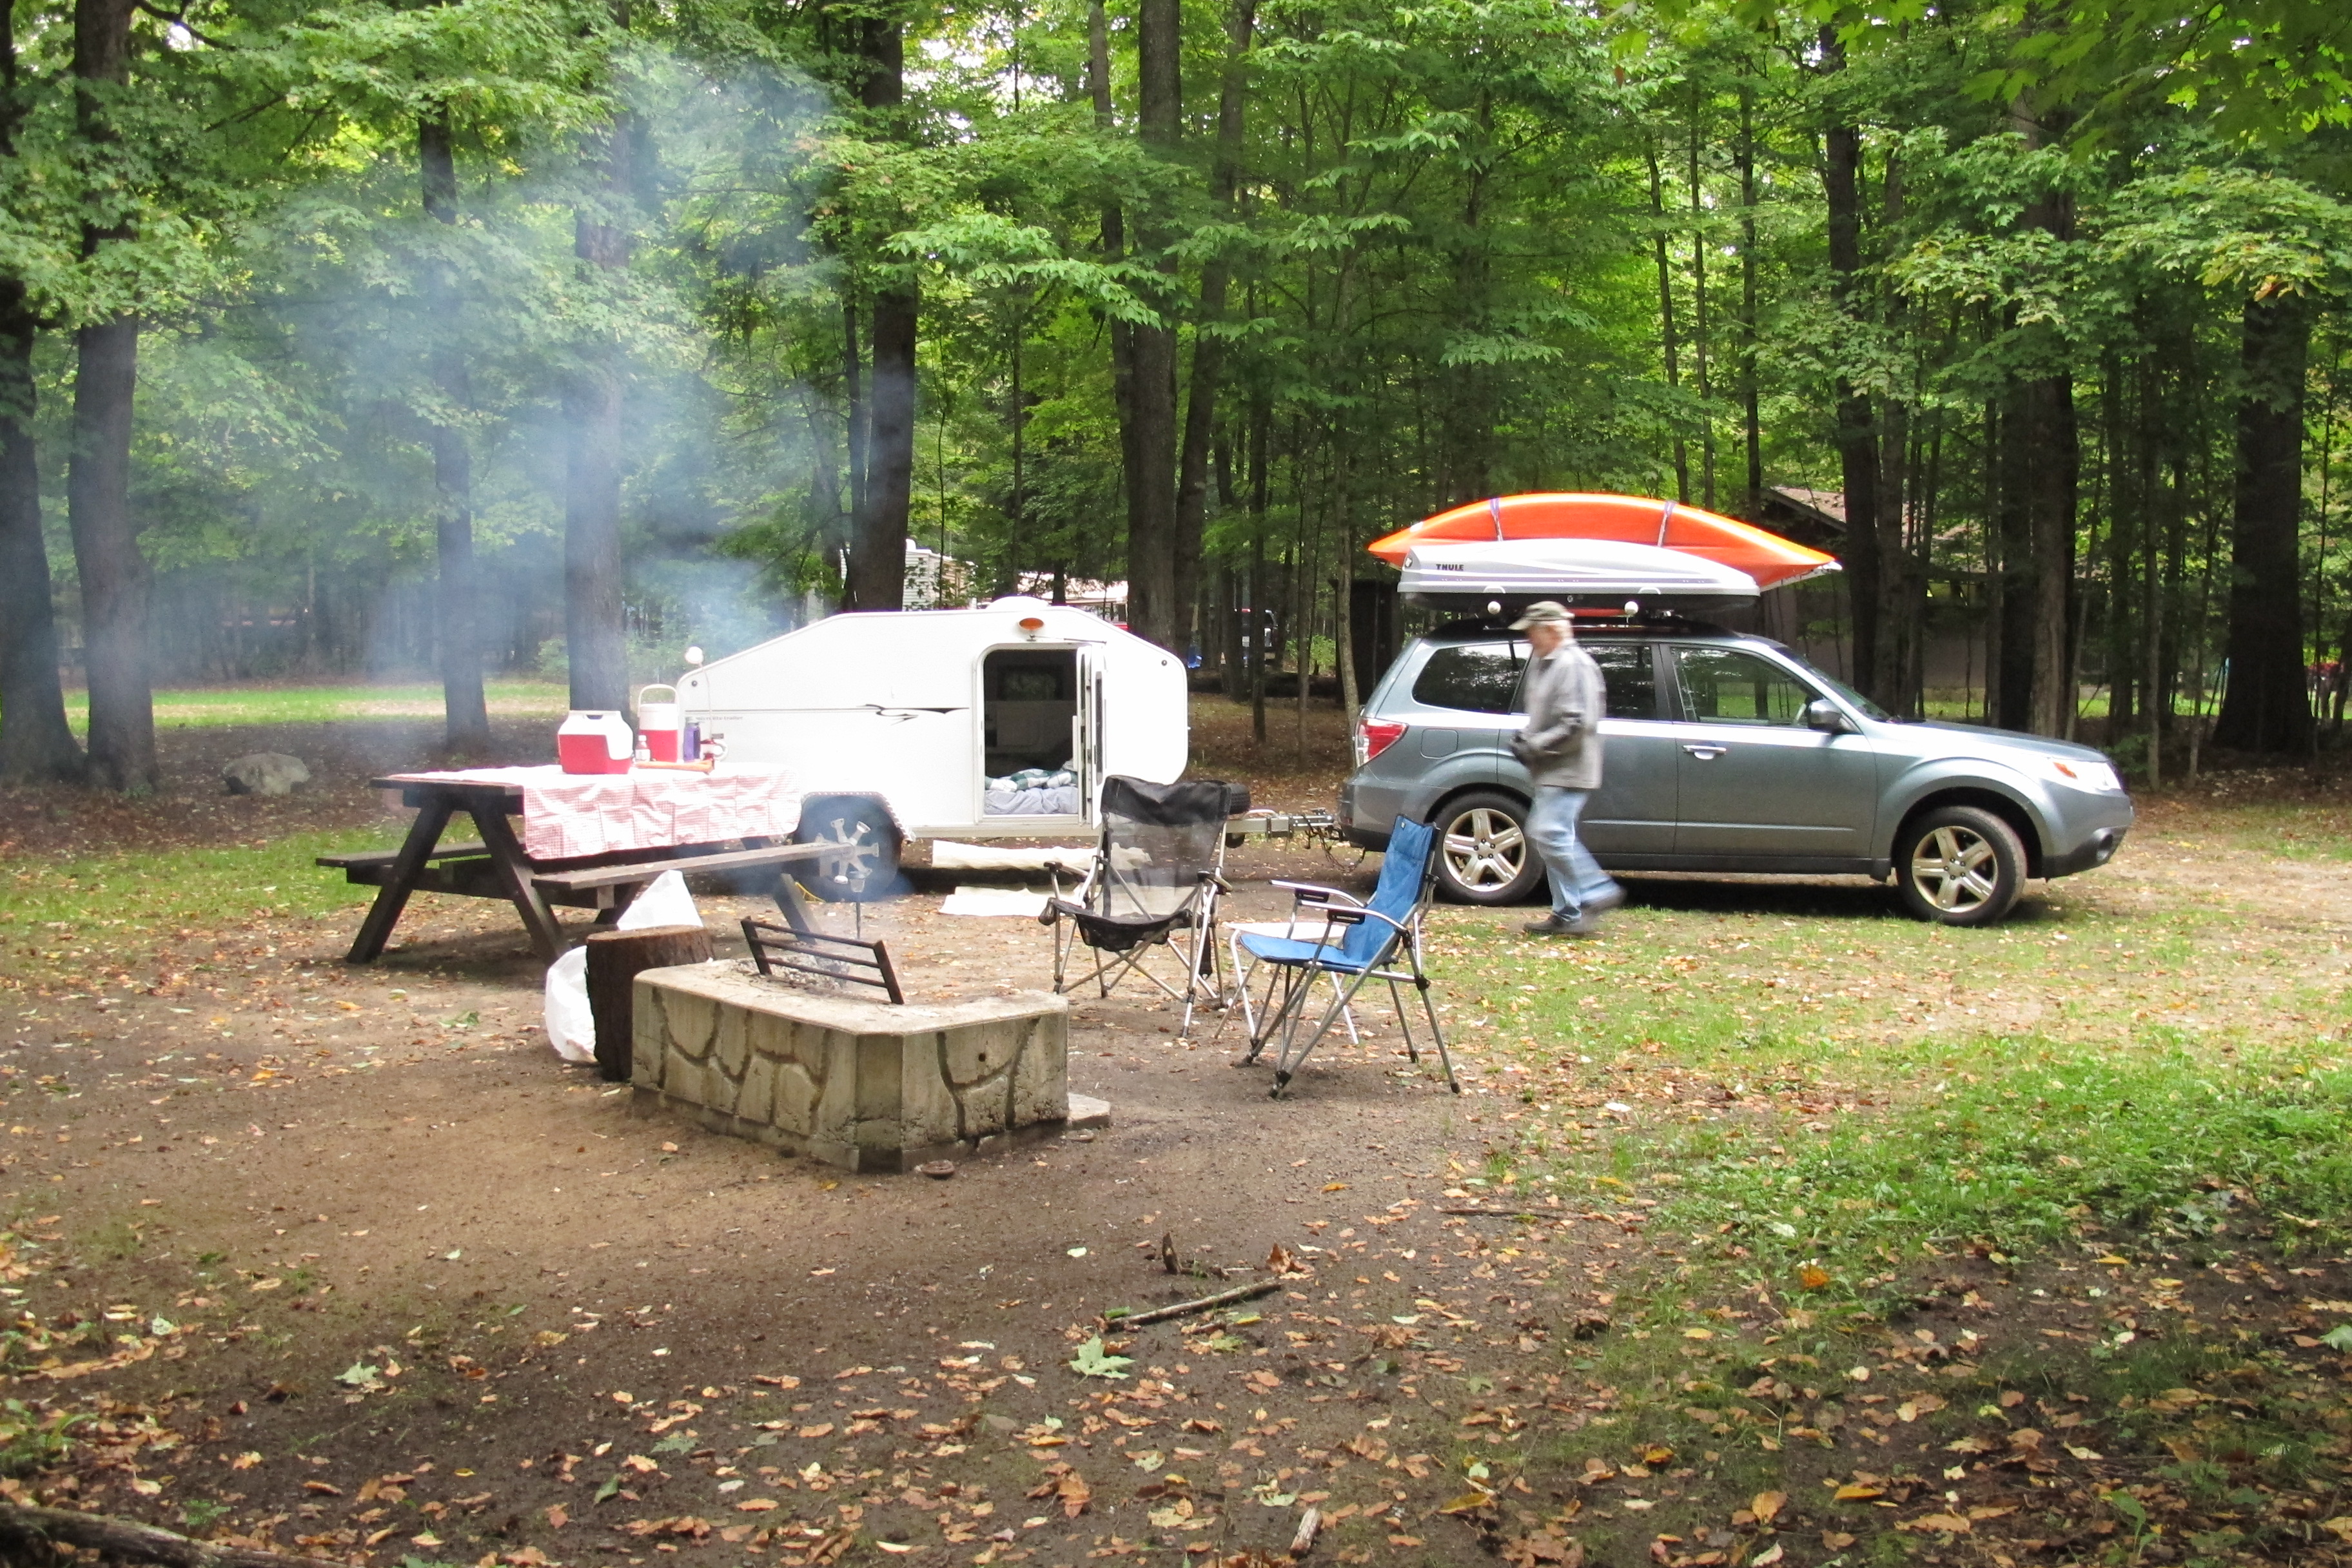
1235, 816, 1458, 1098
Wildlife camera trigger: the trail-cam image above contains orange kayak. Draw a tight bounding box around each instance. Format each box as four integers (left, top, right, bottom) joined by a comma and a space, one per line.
1367, 493, 1839, 593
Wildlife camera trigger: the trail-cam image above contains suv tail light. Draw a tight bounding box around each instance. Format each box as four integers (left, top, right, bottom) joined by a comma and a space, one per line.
1357, 716, 1407, 765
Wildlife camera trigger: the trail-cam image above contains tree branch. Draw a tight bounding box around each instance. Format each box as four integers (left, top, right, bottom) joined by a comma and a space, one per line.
0, 1503, 319, 1568
133, 1, 235, 51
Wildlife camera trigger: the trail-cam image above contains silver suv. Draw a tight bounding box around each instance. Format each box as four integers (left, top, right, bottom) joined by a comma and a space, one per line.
1338, 625, 2133, 925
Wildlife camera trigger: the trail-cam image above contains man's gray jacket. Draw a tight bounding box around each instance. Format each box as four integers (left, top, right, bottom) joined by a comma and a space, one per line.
1512, 640, 1606, 790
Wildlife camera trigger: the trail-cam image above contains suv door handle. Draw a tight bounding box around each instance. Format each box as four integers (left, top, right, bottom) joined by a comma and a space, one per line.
1681, 743, 1727, 760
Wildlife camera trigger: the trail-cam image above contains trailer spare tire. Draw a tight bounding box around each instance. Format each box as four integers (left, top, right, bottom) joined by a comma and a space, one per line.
794, 798, 903, 902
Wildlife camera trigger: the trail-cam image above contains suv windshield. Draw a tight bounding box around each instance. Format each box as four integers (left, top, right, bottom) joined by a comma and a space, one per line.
1806, 667, 1898, 722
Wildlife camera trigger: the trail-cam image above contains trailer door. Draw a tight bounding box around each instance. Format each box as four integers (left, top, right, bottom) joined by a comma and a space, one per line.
1078, 645, 1107, 821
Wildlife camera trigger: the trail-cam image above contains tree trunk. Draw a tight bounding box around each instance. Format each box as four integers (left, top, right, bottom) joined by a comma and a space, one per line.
1992, 375, 2037, 730
420, 115, 489, 755
0, 280, 81, 784
844, 14, 915, 612
1086, 0, 1145, 616
1646, 142, 1687, 503
1687, 90, 1714, 511
2004, 101, 2079, 738
0, 0, 80, 784
1737, 77, 1762, 519
2211, 291, 2314, 753
1122, 0, 1182, 651
1248, 394, 1268, 743
565, 70, 632, 713
1172, 0, 1256, 654
2024, 368, 2075, 738
587, 922, 713, 1083
69, 0, 152, 792
1821, 59, 1881, 705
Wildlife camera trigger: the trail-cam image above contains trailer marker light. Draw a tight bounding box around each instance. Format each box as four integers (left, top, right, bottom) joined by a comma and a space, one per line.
1017, 616, 1046, 638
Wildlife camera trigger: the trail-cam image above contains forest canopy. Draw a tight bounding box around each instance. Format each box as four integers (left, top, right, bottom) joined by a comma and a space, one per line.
0, 0, 2347, 789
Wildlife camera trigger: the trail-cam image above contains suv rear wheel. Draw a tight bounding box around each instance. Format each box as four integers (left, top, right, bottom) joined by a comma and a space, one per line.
1894, 805, 2025, 926
1433, 790, 1544, 905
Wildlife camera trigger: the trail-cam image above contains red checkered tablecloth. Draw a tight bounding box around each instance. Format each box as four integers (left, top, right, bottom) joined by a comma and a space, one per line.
386, 766, 802, 861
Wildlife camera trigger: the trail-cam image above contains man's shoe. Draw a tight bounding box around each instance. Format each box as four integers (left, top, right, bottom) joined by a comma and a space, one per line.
1584, 884, 1627, 916
1522, 914, 1596, 938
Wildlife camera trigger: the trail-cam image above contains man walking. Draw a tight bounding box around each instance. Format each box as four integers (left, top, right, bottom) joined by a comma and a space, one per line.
1509, 602, 1624, 937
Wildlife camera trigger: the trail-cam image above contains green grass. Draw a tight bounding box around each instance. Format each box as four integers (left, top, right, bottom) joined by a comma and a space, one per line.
1418, 812, 2349, 1434
0, 828, 400, 983
1632, 1039, 2352, 1279
58, 680, 569, 732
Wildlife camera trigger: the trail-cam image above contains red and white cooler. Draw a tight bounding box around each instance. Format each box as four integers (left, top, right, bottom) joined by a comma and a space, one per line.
557, 710, 634, 775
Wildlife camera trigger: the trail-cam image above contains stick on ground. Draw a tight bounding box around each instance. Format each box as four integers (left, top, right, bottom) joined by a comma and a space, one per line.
1108, 1277, 1282, 1327
0, 1504, 320, 1567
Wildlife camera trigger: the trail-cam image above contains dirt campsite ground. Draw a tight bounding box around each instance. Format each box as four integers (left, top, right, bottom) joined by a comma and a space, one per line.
3, 703, 2352, 1568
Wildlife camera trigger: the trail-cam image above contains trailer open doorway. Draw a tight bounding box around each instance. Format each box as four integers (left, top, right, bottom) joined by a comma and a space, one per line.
981, 646, 1088, 819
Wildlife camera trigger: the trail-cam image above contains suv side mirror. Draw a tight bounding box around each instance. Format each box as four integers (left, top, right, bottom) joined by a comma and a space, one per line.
1805, 698, 1857, 735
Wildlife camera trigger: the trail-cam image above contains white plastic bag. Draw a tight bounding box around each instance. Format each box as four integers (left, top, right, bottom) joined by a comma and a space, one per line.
618, 870, 700, 932
544, 946, 595, 1063
542, 870, 704, 1063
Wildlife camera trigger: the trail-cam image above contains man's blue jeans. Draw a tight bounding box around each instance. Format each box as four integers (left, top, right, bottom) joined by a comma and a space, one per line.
1529, 785, 1620, 920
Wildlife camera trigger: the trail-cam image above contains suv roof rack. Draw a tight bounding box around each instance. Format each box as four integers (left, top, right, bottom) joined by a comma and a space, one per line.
1428, 613, 1739, 639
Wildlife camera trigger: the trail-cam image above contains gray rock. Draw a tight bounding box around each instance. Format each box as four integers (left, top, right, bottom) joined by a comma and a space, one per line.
222, 752, 311, 796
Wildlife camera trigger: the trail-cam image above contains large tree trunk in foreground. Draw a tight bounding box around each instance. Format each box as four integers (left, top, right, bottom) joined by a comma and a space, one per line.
844, 14, 914, 612
565, 89, 632, 714
0, 292, 83, 785
1171, 0, 1256, 658
69, 0, 152, 792
0, 0, 81, 783
1122, 0, 1182, 651
420, 114, 489, 754
2211, 291, 2314, 754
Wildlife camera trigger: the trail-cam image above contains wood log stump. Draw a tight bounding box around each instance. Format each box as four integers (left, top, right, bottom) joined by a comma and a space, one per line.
0, 1502, 317, 1567
587, 924, 712, 1082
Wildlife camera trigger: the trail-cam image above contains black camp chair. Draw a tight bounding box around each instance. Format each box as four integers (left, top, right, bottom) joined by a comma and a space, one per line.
1040, 776, 1236, 1035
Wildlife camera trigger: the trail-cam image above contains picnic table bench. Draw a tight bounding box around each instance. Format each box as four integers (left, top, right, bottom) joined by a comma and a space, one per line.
327, 770, 823, 965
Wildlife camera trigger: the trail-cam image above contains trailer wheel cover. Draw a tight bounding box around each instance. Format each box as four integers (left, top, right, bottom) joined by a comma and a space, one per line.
795, 801, 902, 901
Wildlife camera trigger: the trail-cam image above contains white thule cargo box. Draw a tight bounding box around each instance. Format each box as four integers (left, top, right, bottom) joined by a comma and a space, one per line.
1400, 538, 1760, 618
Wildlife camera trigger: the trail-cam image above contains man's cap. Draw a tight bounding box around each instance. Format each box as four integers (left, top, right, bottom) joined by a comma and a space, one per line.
1509, 600, 1572, 630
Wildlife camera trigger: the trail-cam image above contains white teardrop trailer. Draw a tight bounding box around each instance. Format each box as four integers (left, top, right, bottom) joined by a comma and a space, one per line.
674, 596, 1193, 896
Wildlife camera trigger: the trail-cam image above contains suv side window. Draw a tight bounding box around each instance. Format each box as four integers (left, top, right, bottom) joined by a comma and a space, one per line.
1673, 646, 1816, 725
1412, 643, 1521, 713
1502, 640, 1660, 720
1587, 642, 1659, 720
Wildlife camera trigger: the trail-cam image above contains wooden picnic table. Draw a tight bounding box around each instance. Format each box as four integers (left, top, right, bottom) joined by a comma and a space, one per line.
326, 772, 823, 964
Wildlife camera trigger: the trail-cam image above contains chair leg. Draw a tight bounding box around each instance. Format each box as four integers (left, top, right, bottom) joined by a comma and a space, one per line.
1242, 963, 1305, 1066
1386, 975, 1418, 1063
1413, 974, 1459, 1093
1271, 968, 1375, 1099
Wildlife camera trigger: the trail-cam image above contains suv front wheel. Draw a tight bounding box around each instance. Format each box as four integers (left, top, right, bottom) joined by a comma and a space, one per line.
1894, 805, 2026, 926
1433, 790, 1545, 905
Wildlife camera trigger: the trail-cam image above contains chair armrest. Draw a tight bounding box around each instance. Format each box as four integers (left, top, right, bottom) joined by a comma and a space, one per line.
1271, 879, 1364, 908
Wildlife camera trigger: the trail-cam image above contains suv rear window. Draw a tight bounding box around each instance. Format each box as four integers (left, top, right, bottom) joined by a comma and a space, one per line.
1412, 643, 1521, 713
